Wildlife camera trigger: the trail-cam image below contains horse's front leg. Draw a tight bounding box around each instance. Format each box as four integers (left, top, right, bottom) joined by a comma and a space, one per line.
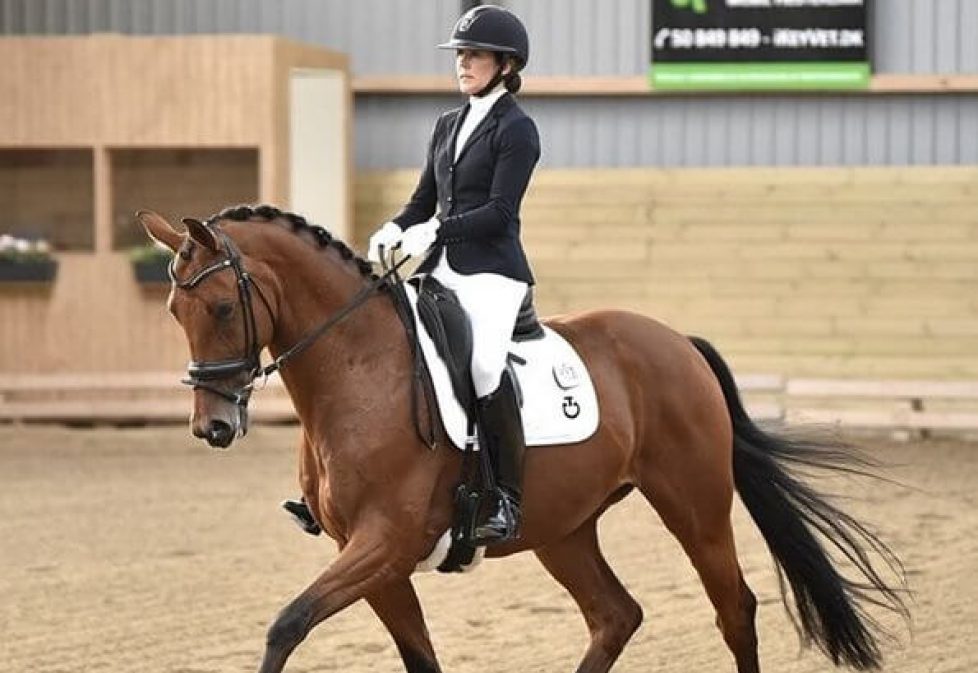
366, 578, 442, 673
257, 527, 415, 673
296, 431, 326, 532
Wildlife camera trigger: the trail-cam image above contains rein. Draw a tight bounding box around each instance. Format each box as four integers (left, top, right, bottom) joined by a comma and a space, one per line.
173, 231, 410, 410
259, 247, 409, 380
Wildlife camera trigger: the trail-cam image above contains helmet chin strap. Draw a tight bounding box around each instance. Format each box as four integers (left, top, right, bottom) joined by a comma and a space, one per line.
474, 64, 507, 97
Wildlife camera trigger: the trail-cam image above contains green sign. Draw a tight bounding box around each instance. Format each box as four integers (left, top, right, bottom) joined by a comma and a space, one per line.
651, 0, 870, 91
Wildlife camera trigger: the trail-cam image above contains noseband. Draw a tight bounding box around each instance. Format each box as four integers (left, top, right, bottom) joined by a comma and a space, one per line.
171, 230, 275, 408
172, 229, 409, 413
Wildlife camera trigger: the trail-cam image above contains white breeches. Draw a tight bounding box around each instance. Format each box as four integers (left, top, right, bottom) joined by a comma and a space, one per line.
432, 257, 528, 398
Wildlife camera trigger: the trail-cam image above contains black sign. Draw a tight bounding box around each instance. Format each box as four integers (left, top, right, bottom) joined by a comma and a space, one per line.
651, 0, 870, 90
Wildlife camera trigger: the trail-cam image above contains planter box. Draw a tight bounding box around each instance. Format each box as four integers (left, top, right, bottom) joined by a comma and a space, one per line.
0, 259, 58, 283
132, 259, 171, 284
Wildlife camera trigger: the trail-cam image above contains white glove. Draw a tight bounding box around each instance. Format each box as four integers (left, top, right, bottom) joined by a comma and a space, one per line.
367, 221, 403, 263
399, 218, 441, 257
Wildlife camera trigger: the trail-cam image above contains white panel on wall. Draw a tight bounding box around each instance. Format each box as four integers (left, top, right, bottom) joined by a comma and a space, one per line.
290, 68, 348, 237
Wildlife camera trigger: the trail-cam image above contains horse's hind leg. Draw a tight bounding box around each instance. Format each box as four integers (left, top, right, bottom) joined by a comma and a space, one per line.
684, 520, 759, 673
366, 578, 441, 673
639, 478, 759, 673
535, 516, 643, 673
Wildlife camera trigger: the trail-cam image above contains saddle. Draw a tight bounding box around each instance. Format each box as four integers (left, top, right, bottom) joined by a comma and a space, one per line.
410, 274, 543, 415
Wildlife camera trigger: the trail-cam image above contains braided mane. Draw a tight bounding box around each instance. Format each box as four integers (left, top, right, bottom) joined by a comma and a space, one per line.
205, 204, 377, 280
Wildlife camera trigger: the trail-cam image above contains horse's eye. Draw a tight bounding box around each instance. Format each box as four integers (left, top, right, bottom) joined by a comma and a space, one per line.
212, 301, 235, 321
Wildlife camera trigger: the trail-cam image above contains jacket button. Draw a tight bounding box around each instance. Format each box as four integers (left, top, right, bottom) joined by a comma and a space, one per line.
449, 166, 454, 172
447, 196, 454, 203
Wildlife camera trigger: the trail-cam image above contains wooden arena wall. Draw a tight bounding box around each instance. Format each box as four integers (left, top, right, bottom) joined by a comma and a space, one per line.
356, 165, 978, 379
2, 164, 975, 379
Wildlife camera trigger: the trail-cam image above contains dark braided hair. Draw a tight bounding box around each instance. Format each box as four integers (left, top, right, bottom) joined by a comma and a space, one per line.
204, 204, 377, 280
494, 52, 523, 94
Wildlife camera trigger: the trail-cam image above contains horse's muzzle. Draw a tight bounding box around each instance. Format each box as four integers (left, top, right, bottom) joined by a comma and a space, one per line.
194, 418, 236, 448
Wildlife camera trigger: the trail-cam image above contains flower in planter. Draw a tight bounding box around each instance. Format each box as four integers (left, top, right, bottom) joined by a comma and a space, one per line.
0, 234, 57, 282
128, 241, 175, 265
128, 242, 174, 283
0, 234, 53, 263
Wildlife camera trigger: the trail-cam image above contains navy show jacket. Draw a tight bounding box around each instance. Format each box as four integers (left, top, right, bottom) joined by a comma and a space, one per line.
392, 93, 539, 285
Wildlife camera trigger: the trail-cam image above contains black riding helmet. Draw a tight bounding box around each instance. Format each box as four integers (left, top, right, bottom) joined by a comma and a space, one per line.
438, 5, 530, 73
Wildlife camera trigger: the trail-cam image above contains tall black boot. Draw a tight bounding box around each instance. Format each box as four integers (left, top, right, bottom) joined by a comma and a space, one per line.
472, 372, 526, 544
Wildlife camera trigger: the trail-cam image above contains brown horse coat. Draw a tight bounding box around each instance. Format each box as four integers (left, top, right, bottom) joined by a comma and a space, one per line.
139, 206, 906, 673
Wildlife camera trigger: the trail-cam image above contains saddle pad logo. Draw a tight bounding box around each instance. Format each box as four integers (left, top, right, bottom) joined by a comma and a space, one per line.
562, 395, 581, 419
553, 362, 582, 390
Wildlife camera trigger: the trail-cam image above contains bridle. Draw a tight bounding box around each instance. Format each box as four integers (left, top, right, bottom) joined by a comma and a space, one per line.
172, 227, 409, 415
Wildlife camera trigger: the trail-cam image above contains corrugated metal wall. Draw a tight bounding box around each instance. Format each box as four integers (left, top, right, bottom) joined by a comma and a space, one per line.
0, 0, 459, 74
874, 0, 978, 74
356, 94, 978, 169
510, 0, 978, 76
2, 0, 976, 168
507, 0, 651, 76
3, 0, 977, 75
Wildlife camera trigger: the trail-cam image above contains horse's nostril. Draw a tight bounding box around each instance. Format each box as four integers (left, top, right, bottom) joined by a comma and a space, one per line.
206, 420, 235, 448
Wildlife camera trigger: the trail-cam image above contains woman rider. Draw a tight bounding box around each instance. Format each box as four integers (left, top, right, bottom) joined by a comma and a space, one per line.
286, 5, 539, 544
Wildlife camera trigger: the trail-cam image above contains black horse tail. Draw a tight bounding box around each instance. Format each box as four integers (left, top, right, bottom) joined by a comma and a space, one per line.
689, 336, 908, 670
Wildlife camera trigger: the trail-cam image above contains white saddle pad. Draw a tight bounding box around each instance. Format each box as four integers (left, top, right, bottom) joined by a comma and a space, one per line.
404, 283, 599, 450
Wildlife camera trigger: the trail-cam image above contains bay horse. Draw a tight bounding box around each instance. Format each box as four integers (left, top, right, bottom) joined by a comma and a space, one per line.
138, 205, 906, 673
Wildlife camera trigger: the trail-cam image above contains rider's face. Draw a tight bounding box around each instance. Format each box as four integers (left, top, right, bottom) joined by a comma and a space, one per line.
456, 49, 509, 95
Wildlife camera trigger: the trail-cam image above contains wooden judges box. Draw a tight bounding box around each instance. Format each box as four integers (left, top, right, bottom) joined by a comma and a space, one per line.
0, 35, 350, 383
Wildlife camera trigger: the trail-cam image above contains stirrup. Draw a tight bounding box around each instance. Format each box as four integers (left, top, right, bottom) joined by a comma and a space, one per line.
281, 499, 322, 536
472, 492, 521, 544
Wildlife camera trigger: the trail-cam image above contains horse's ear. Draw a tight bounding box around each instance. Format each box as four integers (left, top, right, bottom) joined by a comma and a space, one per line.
136, 210, 183, 252
182, 217, 219, 252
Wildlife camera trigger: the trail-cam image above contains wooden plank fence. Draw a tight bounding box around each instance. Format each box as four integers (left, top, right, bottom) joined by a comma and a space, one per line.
3, 372, 978, 437
0, 372, 294, 424
784, 379, 978, 435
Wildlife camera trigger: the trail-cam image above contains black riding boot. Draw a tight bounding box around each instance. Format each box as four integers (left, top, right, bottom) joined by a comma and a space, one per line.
472, 372, 526, 544
281, 497, 322, 536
